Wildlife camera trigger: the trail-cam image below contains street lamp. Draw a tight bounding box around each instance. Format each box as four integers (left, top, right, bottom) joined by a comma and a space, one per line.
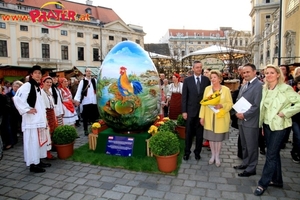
97, 20, 104, 64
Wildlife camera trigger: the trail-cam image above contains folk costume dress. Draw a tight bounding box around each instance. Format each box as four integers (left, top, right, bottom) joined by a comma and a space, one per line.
59, 86, 78, 125
51, 85, 64, 126
167, 82, 183, 120
13, 80, 48, 166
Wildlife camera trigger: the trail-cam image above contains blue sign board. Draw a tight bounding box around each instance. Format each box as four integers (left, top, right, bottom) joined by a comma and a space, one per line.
106, 136, 134, 157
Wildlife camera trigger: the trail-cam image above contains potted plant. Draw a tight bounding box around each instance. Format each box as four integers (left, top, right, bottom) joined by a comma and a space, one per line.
98, 119, 108, 132
52, 125, 78, 159
91, 122, 101, 134
149, 130, 180, 173
175, 114, 186, 139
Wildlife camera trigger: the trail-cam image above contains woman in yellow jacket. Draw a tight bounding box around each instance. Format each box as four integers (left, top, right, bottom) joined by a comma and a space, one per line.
200, 70, 233, 167
254, 64, 300, 196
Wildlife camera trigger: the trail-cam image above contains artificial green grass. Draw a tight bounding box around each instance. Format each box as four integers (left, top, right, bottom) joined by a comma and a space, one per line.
69, 139, 185, 175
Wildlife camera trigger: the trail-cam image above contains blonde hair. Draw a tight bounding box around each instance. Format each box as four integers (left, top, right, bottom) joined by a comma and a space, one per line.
12, 80, 23, 87
293, 67, 300, 78
210, 70, 223, 81
264, 64, 285, 87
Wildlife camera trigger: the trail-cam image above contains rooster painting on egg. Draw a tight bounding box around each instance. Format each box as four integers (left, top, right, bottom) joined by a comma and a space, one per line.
97, 41, 160, 132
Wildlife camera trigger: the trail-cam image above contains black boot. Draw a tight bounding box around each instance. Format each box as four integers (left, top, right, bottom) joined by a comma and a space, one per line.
38, 161, 51, 168
30, 164, 46, 173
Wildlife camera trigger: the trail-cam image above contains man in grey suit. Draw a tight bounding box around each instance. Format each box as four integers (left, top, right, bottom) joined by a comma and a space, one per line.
181, 61, 211, 161
234, 63, 263, 177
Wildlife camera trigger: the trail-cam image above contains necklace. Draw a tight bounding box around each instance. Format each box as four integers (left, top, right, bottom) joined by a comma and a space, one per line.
268, 84, 277, 90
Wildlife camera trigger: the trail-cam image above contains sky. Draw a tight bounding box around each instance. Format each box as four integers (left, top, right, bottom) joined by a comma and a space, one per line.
73, 0, 252, 43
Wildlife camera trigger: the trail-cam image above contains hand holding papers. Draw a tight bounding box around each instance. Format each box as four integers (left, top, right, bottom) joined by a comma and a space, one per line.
208, 105, 220, 113
233, 97, 252, 113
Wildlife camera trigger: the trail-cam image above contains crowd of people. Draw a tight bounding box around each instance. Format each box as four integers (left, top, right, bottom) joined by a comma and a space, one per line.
160, 61, 300, 196
0, 66, 99, 172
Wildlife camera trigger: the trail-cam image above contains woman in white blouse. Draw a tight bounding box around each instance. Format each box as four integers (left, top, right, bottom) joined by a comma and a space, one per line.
167, 73, 183, 120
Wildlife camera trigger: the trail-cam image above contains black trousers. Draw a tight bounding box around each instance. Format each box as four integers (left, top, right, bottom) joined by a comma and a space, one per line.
184, 116, 203, 155
81, 104, 100, 131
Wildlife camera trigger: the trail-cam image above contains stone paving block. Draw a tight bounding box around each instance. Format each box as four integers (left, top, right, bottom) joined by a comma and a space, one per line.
89, 168, 101, 174
114, 178, 129, 185
170, 185, 190, 194
238, 179, 257, 186
22, 183, 42, 191
196, 181, 216, 189
143, 189, 165, 198
126, 180, 140, 187
138, 181, 157, 190
130, 187, 145, 195
184, 168, 197, 175
73, 185, 89, 193
99, 182, 115, 190
85, 174, 101, 180
112, 171, 125, 178
52, 181, 66, 189
236, 185, 253, 194
122, 193, 137, 200
112, 184, 132, 193
123, 174, 136, 180
136, 196, 152, 200
6, 188, 27, 198
99, 175, 117, 182
84, 180, 103, 187
267, 188, 286, 197
221, 191, 244, 199
28, 177, 44, 184
217, 183, 237, 192
19, 191, 38, 200
57, 190, 74, 199
157, 177, 172, 184
177, 173, 189, 180
189, 187, 206, 196
208, 176, 227, 184
36, 186, 52, 194
40, 179, 57, 186
183, 180, 196, 187
186, 194, 205, 200
46, 188, 63, 196
208, 171, 221, 177
0, 186, 13, 195
74, 178, 88, 185
206, 188, 221, 198
85, 187, 105, 197
134, 174, 148, 181
64, 176, 78, 183
74, 172, 88, 178
102, 190, 124, 200
13, 181, 28, 189
100, 169, 115, 176
42, 172, 60, 179
31, 194, 50, 200
62, 183, 77, 190
70, 165, 83, 171
156, 184, 171, 192
54, 174, 68, 181
164, 192, 186, 200
284, 190, 300, 199
171, 179, 184, 186
5, 180, 19, 187
81, 194, 98, 200
68, 193, 85, 200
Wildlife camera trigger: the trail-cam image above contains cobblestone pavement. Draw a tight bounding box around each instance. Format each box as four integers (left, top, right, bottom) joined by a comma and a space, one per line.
0, 125, 299, 200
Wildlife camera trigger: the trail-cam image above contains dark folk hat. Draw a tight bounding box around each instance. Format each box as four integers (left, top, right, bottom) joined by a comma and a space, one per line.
29, 65, 43, 74
49, 72, 59, 77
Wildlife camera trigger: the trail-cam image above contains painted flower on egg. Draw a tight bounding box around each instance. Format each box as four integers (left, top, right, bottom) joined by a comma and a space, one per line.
97, 41, 160, 132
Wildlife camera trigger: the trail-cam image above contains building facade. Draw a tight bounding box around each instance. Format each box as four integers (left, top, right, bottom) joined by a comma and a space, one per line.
0, 0, 145, 81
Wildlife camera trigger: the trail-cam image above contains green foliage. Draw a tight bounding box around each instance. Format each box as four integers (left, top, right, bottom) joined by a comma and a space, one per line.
52, 125, 78, 145
149, 131, 180, 156
176, 114, 186, 127
70, 140, 185, 175
158, 120, 176, 132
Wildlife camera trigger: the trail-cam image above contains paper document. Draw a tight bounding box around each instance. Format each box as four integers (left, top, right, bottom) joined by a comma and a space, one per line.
208, 105, 220, 113
233, 97, 252, 113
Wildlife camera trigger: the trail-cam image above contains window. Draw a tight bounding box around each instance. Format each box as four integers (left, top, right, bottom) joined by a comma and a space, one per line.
0, 22, 6, 29
122, 37, 127, 41
245, 39, 248, 46
0, 40, 7, 57
77, 32, 83, 38
21, 42, 29, 58
41, 28, 49, 34
239, 39, 243, 46
135, 39, 140, 44
93, 48, 99, 61
42, 44, 50, 59
109, 36, 114, 41
61, 45, 68, 60
85, 8, 92, 14
266, 0, 270, 3
17, 0, 24, 2
93, 34, 99, 39
61, 30, 68, 36
78, 47, 84, 60
20, 25, 28, 31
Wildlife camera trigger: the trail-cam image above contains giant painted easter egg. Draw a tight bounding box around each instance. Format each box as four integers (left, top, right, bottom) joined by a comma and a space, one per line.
97, 41, 160, 132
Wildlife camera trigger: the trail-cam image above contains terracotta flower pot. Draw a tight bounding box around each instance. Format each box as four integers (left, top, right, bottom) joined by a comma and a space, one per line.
98, 124, 108, 133
55, 141, 75, 159
175, 126, 186, 139
154, 152, 179, 173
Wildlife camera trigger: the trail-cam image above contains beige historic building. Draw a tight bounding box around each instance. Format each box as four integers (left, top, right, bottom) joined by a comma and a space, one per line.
0, 0, 145, 80
249, 0, 300, 69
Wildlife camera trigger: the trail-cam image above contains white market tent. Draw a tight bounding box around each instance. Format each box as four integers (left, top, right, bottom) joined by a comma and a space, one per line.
182, 45, 250, 60
146, 51, 172, 59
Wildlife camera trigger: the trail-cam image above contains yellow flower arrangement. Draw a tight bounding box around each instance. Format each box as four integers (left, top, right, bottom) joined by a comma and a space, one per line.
92, 122, 101, 129
148, 125, 158, 135
200, 90, 221, 106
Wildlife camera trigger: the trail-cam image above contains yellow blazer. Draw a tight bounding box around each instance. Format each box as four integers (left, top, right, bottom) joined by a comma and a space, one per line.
259, 84, 300, 131
199, 85, 233, 133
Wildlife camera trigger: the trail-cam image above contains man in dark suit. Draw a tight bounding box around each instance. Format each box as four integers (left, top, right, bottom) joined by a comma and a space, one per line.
181, 60, 210, 161
234, 63, 263, 177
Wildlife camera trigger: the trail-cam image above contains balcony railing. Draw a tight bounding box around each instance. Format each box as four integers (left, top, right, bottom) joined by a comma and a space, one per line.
18, 58, 72, 64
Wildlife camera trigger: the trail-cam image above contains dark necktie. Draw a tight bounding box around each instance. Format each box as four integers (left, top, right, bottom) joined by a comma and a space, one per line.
196, 77, 201, 94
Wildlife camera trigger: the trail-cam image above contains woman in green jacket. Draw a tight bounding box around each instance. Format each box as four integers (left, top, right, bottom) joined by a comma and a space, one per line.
254, 64, 300, 196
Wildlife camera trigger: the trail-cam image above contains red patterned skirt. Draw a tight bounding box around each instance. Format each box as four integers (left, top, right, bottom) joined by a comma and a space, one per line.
168, 93, 182, 120
46, 108, 58, 135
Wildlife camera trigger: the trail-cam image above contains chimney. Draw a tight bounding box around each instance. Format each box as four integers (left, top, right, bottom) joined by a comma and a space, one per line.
86, 0, 93, 5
